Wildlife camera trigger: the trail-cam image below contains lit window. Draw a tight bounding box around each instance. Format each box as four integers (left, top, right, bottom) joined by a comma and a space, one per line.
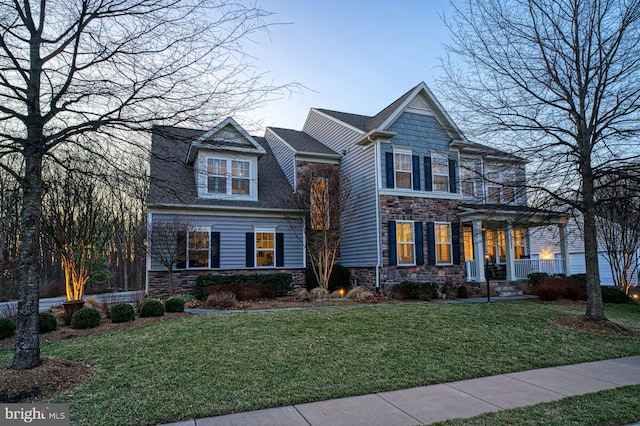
432, 155, 450, 192
310, 177, 329, 230
207, 159, 226, 194
463, 227, 474, 261
396, 221, 415, 265
513, 229, 526, 259
232, 160, 250, 194
394, 152, 412, 189
435, 223, 452, 264
188, 231, 209, 268
255, 231, 275, 267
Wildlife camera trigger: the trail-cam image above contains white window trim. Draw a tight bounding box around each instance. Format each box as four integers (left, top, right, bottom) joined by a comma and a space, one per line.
196, 151, 258, 201
396, 220, 416, 266
431, 153, 450, 193
254, 227, 276, 269
393, 149, 413, 190
435, 221, 453, 266
187, 227, 210, 269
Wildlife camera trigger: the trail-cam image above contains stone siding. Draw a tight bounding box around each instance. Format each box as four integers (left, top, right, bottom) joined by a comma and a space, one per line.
147, 268, 306, 299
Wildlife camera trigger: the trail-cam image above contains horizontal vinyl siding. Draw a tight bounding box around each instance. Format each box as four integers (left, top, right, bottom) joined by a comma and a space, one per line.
303, 111, 379, 266
149, 212, 304, 270
265, 131, 296, 188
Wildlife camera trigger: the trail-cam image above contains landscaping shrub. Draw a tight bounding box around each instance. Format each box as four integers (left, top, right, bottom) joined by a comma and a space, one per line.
195, 273, 292, 300
390, 281, 439, 300
528, 272, 549, 288
38, 312, 58, 333
305, 265, 351, 292
205, 282, 275, 301
535, 278, 586, 301
205, 291, 237, 309
111, 303, 135, 323
165, 296, 185, 313
173, 294, 196, 304
601, 286, 631, 304
292, 287, 311, 301
140, 299, 165, 317
0, 317, 16, 339
71, 307, 102, 329
310, 286, 329, 299
457, 285, 469, 299
568, 274, 587, 288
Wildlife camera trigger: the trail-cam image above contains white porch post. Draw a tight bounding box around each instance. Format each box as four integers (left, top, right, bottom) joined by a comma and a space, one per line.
473, 220, 485, 282
505, 224, 515, 281
559, 223, 571, 276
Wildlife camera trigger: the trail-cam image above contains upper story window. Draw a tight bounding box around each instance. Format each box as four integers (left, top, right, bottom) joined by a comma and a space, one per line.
460, 164, 476, 197
432, 154, 450, 192
231, 160, 250, 194
394, 151, 412, 189
198, 153, 257, 201
310, 177, 329, 230
485, 168, 519, 204
207, 159, 227, 194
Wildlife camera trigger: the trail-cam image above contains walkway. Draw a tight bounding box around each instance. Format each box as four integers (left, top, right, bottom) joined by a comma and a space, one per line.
162, 356, 640, 426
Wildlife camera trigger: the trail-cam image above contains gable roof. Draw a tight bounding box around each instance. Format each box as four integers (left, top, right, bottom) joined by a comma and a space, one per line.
148, 125, 294, 210
267, 127, 340, 157
186, 117, 266, 164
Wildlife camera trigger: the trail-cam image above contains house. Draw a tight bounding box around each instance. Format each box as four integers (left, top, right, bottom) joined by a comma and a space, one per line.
146, 83, 570, 297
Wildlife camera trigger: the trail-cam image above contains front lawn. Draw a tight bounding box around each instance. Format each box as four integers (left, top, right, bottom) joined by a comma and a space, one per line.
2, 301, 639, 425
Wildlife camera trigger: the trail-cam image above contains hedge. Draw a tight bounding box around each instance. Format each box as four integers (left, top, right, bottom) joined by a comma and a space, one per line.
195, 273, 292, 301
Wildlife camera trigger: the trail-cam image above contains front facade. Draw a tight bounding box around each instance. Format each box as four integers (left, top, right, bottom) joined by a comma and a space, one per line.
146, 83, 568, 296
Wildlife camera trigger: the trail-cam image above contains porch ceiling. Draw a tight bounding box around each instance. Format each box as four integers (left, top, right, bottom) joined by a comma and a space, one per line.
458, 203, 567, 228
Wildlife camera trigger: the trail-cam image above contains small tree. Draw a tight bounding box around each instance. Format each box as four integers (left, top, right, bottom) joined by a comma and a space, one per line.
596, 176, 640, 294
291, 164, 355, 291
42, 167, 115, 301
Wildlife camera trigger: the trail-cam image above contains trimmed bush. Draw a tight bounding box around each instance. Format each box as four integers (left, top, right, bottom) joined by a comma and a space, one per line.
195, 273, 292, 300
390, 281, 439, 300
528, 272, 549, 287
601, 286, 631, 304
71, 307, 102, 329
457, 285, 469, 299
165, 297, 185, 313
140, 299, 165, 317
0, 317, 16, 339
535, 278, 586, 301
38, 312, 58, 333
111, 303, 135, 323
173, 294, 196, 304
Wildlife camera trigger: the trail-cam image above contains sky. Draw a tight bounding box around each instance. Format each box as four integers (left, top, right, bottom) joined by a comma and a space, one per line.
241, 0, 455, 133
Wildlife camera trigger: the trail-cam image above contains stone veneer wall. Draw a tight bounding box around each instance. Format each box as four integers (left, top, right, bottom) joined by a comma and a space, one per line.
147, 268, 306, 299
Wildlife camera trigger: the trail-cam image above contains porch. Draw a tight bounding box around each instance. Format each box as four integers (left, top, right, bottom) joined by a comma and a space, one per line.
459, 204, 568, 283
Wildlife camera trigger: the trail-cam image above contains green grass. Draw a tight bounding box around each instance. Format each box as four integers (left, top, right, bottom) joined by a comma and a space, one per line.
1, 301, 639, 425
434, 385, 640, 426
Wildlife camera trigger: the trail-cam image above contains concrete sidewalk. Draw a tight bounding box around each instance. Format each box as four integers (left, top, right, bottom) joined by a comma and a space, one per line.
163, 356, 640, 426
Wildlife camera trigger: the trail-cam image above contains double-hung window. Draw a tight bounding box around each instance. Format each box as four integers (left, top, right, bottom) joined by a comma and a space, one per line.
396, 221, 415, 265
206, 157, 251, 196
255, 229, 275, 267
232, 160, 250, 194
310, 177, 329, 230
435, 222, 452, 264
207, 159, 227, 194
187, 230, 209, 268
460, 163, 476, 197
394, 151, 412, 189
432, 154, 450, 192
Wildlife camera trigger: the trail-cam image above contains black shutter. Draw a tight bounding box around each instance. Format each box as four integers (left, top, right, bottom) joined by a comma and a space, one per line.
426, 222, 436, 265
385, 152, 394, 188
388, 221, 397, 266
176, 232, 187, 269
275, 233, 284, 267
415, 222, 424, 265
412, 155, 421, 190
449, 159, 458, 193
245, 232, 254, 267
451, 223, 461, 265
424, 157, 433, 191
211, 232, 220, 268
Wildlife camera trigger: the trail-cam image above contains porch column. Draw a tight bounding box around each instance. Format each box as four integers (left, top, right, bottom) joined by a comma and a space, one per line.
559, 223, 571, 276
505, 224, 515, 281
472, 220, 485, 282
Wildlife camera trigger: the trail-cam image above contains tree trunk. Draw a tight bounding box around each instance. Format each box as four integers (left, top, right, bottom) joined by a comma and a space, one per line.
13, 153, 43, 370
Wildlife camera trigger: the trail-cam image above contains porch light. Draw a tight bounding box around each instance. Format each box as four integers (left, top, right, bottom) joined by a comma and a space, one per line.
539, 249, 554, 260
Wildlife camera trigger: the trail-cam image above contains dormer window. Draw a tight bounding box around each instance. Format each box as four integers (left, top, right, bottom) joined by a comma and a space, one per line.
206, 157, 252, 196
207, 159, 227, 194
232, 160, 250, 194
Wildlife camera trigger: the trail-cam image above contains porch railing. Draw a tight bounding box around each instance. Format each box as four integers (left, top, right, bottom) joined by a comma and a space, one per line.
465, 259, 565, 281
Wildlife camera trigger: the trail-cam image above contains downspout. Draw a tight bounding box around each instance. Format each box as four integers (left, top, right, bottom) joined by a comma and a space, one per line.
145, 210, 152, 296
372, 136, 382, 293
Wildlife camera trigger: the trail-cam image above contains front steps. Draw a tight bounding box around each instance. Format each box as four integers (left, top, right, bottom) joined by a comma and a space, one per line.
491, 283, 524, 297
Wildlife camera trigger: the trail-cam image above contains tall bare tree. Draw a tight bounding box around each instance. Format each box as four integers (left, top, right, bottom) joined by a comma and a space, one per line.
0, 0, 288, 369
441, 0, 640, 321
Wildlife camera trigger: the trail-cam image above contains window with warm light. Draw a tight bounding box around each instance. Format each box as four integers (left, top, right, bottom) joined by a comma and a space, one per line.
187, 230, 209, 268
396, 221, 415, 265
513, 228, 526, 259
310, 177, 329, 230
432, 154, 450, 192
435, 222, 452, 264
394, 152, 412, 189
463, 227, 474, 261
206, 157, 252, 196
255, 231, 275, 267
231, 160, 250, 194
